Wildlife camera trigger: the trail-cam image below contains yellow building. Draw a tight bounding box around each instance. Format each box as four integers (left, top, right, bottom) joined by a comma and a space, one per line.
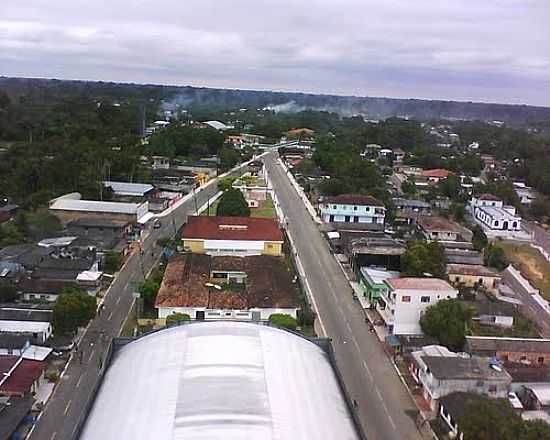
182, 216, 283, 256
446, 264, 501, 291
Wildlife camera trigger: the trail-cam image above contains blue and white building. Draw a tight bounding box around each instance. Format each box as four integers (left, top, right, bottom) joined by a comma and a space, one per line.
320, 194, 385, 226
471, 194, 522, 234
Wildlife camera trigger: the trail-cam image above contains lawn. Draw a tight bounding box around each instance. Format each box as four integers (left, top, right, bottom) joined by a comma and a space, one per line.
497, 242, 550, 299
201, 199, 220, 216
251, 196, 276, 219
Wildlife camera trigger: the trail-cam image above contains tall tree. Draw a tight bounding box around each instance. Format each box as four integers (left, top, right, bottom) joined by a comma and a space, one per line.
52, 288, 96, 335
216, 189, 250, 217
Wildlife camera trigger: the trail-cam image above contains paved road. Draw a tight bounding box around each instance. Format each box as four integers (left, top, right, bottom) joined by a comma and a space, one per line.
264, 153, 422, 440
30, 161, 252, 440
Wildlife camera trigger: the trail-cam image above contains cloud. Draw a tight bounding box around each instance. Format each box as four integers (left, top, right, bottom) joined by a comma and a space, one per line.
1, 0, 549, 105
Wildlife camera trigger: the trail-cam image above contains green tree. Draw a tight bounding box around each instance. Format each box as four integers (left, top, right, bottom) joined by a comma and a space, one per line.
269, 313, 298, 331
530, 195, 550, 220
138, 278, 161, 309
0, 284, 18, 302
218, 147, 240, 170
218, 176, 238, 192
484, 244, 508, 270
458, 395, 523, 440
471, 225, 488, 252
216, 188, 250, 217
165, 312, 191, 326
104, 251, 122, 273
520, 420, 550, 440
14, 212, 29, 238
401, 240, 446, 279
52, 288, 96, 335
420, 299, 474, 350
0, 222, 24, 246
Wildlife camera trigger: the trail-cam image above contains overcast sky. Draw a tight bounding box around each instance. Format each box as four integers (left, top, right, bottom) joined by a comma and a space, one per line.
1, 0, 549, 106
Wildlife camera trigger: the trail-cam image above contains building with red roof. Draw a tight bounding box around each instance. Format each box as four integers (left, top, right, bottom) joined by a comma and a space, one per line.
420, 169, 452, 183
182, 216, 283, 256
0, 356, 45, 397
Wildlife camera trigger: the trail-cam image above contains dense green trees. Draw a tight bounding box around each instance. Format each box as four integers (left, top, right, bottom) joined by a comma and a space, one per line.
147, 125, 224, 158
52, 288, 96, 335
0, 284, 18, 303
138, 279, 161, 309
103, 251, 123, 273
165, 313, 191, 325
484, 244, 509, 270
401, 241, 446, 279
216, 189, 250, 217
420, 299, 475, 351
471, 225, 488, 252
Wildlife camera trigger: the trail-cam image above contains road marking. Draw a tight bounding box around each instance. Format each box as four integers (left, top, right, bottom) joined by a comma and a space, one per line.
88, 348, 96, 362
76, 374, 84, 388
345, 320, 352, 332
108, 310, 114, 320
362, 360, 374, 381
115, 296, 121, 306
50, 433, 57, 440
63, 400, 72, 416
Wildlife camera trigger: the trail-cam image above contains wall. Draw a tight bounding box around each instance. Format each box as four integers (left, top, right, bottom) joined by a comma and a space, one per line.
50, 209, 136, 225
22, 293, 58, 302
497, 350, 550, 365
263, 241, 283, 256
182, 239, 205, 253
158, 306, 298, 321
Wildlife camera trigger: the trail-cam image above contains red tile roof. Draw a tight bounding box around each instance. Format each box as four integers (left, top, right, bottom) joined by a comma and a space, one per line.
0, 359, 45, 396
155, 254, 297, 309
386, 278, 455, 291
420, 169, 452, 179
477, 193, 502, 202
323, 194, 384, 207
417, 215, 463, 234
182, 216, 283, 242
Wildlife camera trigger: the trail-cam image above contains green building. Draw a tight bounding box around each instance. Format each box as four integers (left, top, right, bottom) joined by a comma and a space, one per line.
358, 267, 400, 303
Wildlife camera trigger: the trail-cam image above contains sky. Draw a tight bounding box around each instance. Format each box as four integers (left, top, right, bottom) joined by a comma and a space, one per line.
1, 0, 550, 106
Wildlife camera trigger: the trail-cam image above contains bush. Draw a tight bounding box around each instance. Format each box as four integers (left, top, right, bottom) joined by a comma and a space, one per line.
269, 313, 298, 331
104, 251, 122, 273
46, 370, 59, 383
0, 284, 18, 302
166, 313, 191, 325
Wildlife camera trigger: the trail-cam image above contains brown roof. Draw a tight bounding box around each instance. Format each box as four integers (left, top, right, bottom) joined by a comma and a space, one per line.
155, 254, 297, 310
182, 216, 283, 242
323, 194, 384, 207
446, 264, 499, 278
465, 336, 550, 354
477, 193, 502, 201
417, 215, 462, 234
386, 277, 455, 291
0, 359, 46, 396
420, 169, 452, 179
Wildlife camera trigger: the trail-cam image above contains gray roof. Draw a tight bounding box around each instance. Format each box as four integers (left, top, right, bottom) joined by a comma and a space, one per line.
68, 218, 129, 229
465, 336, 550, 354
81, 322, 360, 440
422, 356, 512, 381
440, 392, 490, 420
0, 307, 52, 323
50, 199, 142, 214
0, 244, 53, 269
103, 181, 154, 196
392, 198, 431, 209
0, 333, 30, 349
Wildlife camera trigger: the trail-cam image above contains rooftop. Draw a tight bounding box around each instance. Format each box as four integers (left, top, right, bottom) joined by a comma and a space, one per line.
465, 336, 550, 354
420, 169, 452, 179
50, 198, 144, 215
182, 216, 283, 242
417, 215, 463, 234
0, 396, 32, 440
68, 218, 129, 229
386, 277, 455, 291
0, 358, 46, 395
80, 322, 359, 440
103, 181, 154, 196
526, 384, 550, 406
392, 198, 431, 209
155, 254, 297, 310
477, 193, 502, 202
361, 267, 400, 285
0, 307, 52, 323
440, 392, 492, 420
422, 356, 512, 381
479, 206, 520, 220
323, 194, 384, 207
0, 334, 29, 350
446, 264, 499, 278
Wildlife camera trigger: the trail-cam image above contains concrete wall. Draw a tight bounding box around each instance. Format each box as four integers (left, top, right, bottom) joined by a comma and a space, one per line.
448, 273, 500, 291
183, 238, 282, 256
50, 209, 137, 225
158, 306, 298, 321
183, 239, 205, 253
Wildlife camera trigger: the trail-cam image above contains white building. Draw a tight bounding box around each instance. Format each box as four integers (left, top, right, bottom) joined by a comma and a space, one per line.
376, 278, 458, 335
0, 321, 52, 344
319, 194, 385, 225
471, 194, 521, 233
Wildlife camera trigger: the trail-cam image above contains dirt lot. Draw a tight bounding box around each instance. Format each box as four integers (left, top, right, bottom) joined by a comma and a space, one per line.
498, 242, 550, 299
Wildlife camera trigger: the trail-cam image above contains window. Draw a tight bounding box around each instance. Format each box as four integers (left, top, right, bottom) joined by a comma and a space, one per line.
267, 244, 273, 249
333, 205, 337, 209
520, 355, 527, 362
421, 296, 430, 303
354, 206, 358, 211
354, 216, 359, 223
402, 296, 411, 303
538, 357, 545, 365
494, 221, 499, 227
455, 277, 460, 282
476, 380, 484, 387
488, 385, 497, 393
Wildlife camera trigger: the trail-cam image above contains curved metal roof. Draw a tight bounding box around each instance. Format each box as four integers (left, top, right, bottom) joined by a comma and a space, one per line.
81, 322, 359, 440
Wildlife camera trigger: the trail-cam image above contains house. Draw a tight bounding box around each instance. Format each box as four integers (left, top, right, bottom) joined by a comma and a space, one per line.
16, 278, 79, 302
471, 194, 522, 234
393, 148, 406, 163
102, 181, 155, 200
0, 335, 30, 356
358, 267, 400, 304
286, 128, 314, 139
392, 198, 431, 225
523, 384, 550, 413
202, 120, 233, 131
513, 182, 537, 206
376, 278, 458, 335
49, 193, 150, 225
155, 254, 298, 322
226, 133, 265, 149
446, 264, 501, 291
66, 218, 130, 251
445, 249, 484, 265
465, 336, 550, 366
420, 169, 452, 184
151, 155, 170, 170
410, 346, 512, 411
319, 194, 385, 228
438, 392, 494, 440
0, 321, 52, 344
347, 236, 405, 272
417, 216, 465, 242
0, 203, 18, 224
181, 216, 283, 256
0, 356, 46, 397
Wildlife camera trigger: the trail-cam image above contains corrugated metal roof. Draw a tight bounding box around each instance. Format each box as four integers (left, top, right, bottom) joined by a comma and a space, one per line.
103, 181, 154, 196
49, 199, 141, 214
81, 322, 359, 440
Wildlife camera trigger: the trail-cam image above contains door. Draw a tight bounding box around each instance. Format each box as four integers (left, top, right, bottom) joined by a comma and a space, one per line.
251, 311, 261, 321
196, 310, 205, 320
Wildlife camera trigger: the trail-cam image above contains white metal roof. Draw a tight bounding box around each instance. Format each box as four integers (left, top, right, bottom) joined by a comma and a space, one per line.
103, 181, 154, 196
22, 345, 52, 361
204, 120, 232, 131
76, 271, 103, 282
0, 320, 51, 333
81, 322, 359, 440
49, 199, 141, 214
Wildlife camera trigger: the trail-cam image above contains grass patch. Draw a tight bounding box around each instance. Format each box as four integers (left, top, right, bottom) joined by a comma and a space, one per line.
497, 242, 550, 299
470, 315, 540, 338
201, 199, 220, 216
251, 195, 276, 219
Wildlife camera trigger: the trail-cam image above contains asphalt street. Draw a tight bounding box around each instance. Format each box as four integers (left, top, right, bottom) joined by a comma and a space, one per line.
30, 161, 251, 440
263, 152, 422, 440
